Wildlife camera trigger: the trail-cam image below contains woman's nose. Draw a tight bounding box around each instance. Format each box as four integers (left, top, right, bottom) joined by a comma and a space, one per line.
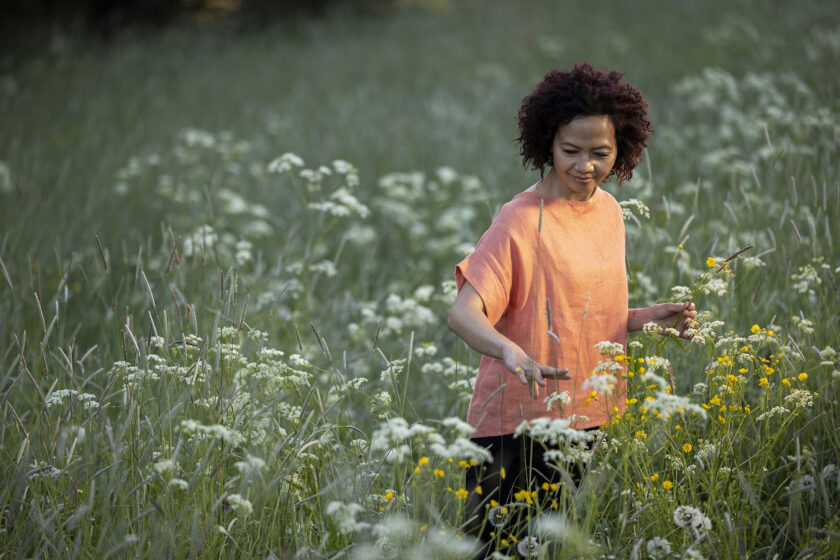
575, 157, 594, 172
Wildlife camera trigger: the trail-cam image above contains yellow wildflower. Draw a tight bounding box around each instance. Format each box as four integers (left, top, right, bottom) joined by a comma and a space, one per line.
798, 372, 808, 381
683, 443, 693, 453
751, 324, 760, 333
706, 257, 716, 267
662, 481, 673, 490
433, 469, 445, 478
384, 490, 395, 500
418, 456, 429, 466
454, 488, 468, 500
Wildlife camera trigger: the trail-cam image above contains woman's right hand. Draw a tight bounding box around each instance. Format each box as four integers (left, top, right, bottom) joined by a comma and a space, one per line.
448, 280, 571, 389
501, 342, 570, 386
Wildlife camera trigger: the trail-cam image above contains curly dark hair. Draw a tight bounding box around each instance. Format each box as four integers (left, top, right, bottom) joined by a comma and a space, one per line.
516, 63, 653, 183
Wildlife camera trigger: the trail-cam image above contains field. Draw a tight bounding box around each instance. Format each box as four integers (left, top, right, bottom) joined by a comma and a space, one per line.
1, 0, 839, 558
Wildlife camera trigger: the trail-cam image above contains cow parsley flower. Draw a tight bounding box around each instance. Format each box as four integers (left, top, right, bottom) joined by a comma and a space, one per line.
234, 454, 266, 474
226, 494, 253, 516
594, 341, 624, 356
169, 478, 188, 490
326, 501, 370, 534
582, 373, 617, 394
619, 198, 650, 220
267, 152, 304, 173
154, 459, 175, 473
544, 391, 571, 412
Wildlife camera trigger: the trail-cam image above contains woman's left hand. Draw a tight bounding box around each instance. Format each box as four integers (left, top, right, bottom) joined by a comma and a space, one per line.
631, 302, 698, 339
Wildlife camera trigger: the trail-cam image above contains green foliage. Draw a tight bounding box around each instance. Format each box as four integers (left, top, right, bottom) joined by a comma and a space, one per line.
1, 0, 839, 558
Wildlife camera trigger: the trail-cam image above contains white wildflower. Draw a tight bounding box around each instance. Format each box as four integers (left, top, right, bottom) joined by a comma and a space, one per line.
645, 392, 708, 419
436, 166, 458, 184
380, 359, 406, 383
756, 406, 789, 421
516, 535, 540, 558
46, 389, 78, 408
544, 391, 571, 412
783, 389, 816, 409
792, 474, 815, 493
791, 315, 814, 334
235, 240, 252, 266
670, 285, 693, 300
673, 505, 711, 533
429, 436, 493, 464
642, 321, 663, 335
326, 501, 370, 534
619, 198, 650, 220
226, 494, 253, 516
169, 478, 189, 490
646, 537, 671, 559
514, 416, 595, 448
644, 356, 671, 373
267, 152, 304, 173
234, 454, 266, 474
332, 159, 356, 174
154, 459, 175, 473
370, 417, 437, 463
180, 419, 245, 446
582, 373, 617, 394
441, 417, 477, 437
310, 260, 337, 277
701, 278, 728, 296
594, 341, 625, 356
820, 346, 837, 360
487, 505, 509, 528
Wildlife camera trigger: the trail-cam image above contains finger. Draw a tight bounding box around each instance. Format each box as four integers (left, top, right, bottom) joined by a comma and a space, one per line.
532, 369, 546, 387
540, 366, 571, 380
513, 367, 528, 385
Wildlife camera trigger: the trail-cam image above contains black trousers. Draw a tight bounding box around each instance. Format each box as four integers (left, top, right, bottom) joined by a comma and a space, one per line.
463, 430, 597, 557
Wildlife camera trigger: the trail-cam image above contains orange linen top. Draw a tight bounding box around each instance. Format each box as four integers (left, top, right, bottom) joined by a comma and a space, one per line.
455, 187, 629, 437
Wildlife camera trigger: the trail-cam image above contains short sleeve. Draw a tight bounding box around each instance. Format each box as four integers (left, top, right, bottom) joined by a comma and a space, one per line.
455, 223, 514, 325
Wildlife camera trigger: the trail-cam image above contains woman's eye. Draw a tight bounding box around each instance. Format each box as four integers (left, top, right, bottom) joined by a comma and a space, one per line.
595, 152, 609, 158
562, 150, 577, 155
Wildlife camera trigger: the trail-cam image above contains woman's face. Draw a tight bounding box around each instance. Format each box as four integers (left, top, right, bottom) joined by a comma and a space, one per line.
549, 115, 618, 201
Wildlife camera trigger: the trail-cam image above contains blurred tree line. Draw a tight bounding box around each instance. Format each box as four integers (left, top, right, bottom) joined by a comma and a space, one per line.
1, 0, 450, 55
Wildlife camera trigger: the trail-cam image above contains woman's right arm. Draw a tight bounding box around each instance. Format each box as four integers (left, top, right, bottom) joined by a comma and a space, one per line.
447, 280, 569, 386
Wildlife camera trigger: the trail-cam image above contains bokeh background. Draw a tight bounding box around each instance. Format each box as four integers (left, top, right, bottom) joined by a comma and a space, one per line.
1, 1, 839, 558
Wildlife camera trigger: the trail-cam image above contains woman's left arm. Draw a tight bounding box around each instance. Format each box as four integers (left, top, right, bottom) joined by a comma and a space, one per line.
628, 302, 697, 339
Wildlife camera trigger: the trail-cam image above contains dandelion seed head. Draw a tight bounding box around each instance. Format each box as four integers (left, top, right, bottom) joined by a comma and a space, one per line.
516, 536, 540, 557
646, 537, 671, 559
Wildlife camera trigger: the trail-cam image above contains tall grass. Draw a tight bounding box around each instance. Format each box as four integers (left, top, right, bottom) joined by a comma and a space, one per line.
1, 0, 839, 557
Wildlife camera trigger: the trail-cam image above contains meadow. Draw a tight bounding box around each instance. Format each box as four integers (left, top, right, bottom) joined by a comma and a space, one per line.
1, 0, 839, 557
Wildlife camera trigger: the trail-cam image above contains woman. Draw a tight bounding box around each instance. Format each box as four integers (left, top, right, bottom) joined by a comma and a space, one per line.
447, 63, 696, 553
